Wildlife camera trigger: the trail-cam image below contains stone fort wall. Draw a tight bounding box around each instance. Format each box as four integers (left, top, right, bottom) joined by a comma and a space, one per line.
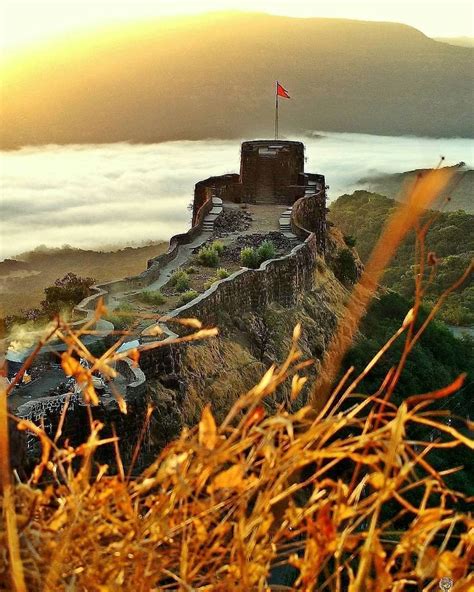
72, 178, 217, 322
139, 187, 324, 378
16, 142, 328, 460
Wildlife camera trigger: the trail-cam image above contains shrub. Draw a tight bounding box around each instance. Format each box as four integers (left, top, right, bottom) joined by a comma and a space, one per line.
41, 272, 95, 317
116, 302, 133, 313
216, 267, 230, 279
198, 246, 219, 267
343, 234, 356, 247
169, 269, 187, 286
175, 272, 190, 293
211, 240, 225, 255
240, 247, 260, 269
178, 290, 199, 305
186, 266, 196, 274
139, 290, 166, 306
333, 248, 359, 285
256, 240, 276, 263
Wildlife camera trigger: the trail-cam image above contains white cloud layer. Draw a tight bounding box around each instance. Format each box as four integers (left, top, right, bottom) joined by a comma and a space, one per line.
1, 132, 472, 260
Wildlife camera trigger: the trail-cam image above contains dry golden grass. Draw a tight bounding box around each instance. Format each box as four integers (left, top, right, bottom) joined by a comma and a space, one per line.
1, 165, 473, 591
1, 320, 473, 591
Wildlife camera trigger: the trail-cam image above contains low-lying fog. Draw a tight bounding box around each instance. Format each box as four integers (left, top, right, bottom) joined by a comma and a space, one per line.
1, 132, 472, 260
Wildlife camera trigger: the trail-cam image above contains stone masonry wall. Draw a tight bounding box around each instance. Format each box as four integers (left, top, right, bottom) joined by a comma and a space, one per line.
73, 178, 217, 320
193, 174, 240, 224
138, 236, 318, 381
169, 235, 317, 329
291, 190, 327, 253
138, 189, 326, 376
240, 141, 305, 203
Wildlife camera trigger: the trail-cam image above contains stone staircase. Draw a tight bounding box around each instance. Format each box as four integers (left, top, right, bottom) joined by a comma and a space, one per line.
202, 196, 223, 232
278, 183, 319, 240
279, 207, 298, 241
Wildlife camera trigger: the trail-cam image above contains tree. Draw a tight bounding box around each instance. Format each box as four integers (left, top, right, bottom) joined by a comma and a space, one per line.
333, 248, 358, 285
41, 273, 95, 317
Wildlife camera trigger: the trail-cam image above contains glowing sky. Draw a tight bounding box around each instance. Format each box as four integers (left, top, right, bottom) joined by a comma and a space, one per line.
1, 0, 473, 55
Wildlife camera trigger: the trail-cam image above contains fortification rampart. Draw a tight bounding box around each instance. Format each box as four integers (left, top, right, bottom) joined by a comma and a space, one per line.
72, 179, 218, 322
53, 140, 327, 393
138, 186, 325, 379
193, 174, 240, 224
291, 188, 328, 252
13, 140, 328, 464
168, 235, 316, 329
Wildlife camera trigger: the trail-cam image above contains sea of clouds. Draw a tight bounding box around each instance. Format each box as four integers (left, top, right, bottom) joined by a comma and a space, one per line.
1, 132, 472, 261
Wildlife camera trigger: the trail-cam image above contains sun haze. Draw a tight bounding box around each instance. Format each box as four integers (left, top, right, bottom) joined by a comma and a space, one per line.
1, 0, 473, 55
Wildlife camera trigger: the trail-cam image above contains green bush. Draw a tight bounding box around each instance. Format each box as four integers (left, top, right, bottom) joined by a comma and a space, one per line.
198, 246, 219, 267
240, 247, 260, 269
175, 272, 190, 293
343, 234, 356, 247
178, 290, 199, 306
186, 266, 196, 274
169, 269, 187, 286
41, 272, 95, 317
216, 267, 230, 279
333, 248, 359, 285
257, 240, 276, 263
139, 290, 166, 306
211, 240, 225, 255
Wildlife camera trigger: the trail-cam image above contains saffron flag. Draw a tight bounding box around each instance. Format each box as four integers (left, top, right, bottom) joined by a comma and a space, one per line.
276, 82, 291, 99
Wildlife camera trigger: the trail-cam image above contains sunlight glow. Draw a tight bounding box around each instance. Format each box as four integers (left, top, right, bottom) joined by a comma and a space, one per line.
1, 0, 473, 56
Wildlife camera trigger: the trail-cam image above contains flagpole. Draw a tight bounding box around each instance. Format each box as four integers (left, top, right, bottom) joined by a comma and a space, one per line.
275, 82, 279, 140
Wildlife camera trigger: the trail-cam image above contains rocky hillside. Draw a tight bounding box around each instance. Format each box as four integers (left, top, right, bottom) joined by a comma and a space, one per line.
1, 12, 473, 148
146, 229, 355, 450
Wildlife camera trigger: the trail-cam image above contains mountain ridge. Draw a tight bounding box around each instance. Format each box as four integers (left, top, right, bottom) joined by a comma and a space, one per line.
1, 12, 473, 148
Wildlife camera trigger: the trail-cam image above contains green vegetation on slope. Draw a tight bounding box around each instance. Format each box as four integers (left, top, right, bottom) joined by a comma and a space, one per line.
1, 12, 473, 148
330, 191, 474, 324
346, 291, 474, 401
344, 291, 474, 496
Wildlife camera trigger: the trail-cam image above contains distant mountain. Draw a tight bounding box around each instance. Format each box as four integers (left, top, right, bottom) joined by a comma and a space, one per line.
358, 168, 474, 213
435, 36, 474, 48
1, 12, 473, 149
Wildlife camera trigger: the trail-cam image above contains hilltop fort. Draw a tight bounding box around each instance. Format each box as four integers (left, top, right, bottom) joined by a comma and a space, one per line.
9, 140, 359, 470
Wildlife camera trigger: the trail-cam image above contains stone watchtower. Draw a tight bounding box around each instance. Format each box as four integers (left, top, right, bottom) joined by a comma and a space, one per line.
240, 140, 305, 204
192, 138, 327, 251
